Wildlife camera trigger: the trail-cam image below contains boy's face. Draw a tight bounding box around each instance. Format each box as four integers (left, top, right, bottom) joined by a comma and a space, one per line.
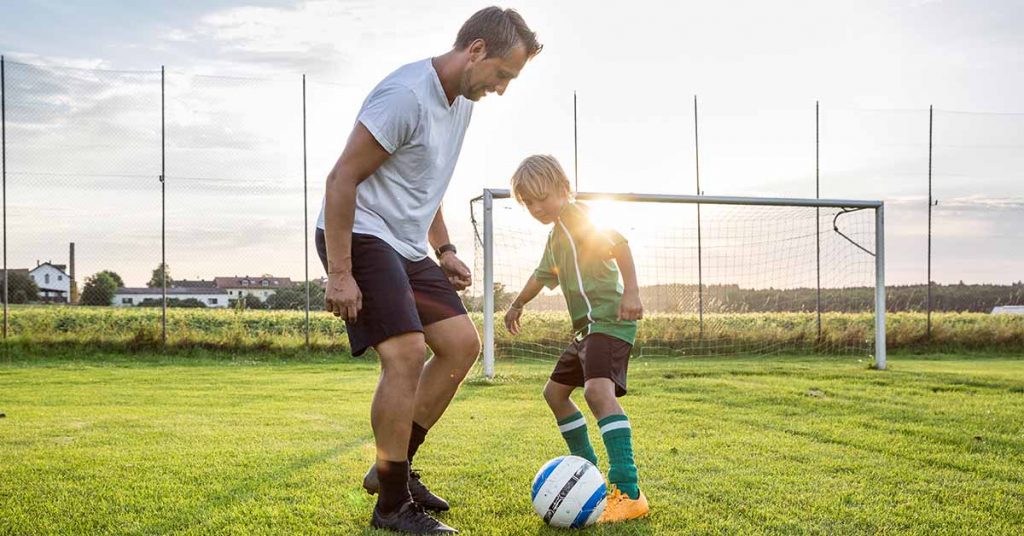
521, 189, 567, 225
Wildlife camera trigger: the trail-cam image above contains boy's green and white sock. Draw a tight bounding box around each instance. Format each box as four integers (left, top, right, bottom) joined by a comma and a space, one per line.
599, 413, 640, 500
557, 411, 598, 466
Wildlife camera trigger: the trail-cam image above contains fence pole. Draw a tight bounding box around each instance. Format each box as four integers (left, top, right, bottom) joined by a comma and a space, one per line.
303, 74, 310, 350
927, 104, 933, 338
816, 100, 822, 341
2, 55, 7, 340
161, 65, 167, 346
875, 205, 887, 370
694, 95, 704, 340
1, 56, 7, 342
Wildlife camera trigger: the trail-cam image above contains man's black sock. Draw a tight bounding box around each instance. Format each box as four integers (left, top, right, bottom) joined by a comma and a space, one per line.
376, 459, 411, 514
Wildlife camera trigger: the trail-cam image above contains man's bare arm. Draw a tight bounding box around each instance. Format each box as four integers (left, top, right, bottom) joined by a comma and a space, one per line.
428, 205, 472, 290
323, 123, 390, 321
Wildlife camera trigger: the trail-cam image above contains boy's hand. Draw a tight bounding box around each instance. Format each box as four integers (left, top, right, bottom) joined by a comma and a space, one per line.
504, 304, 524, 335
439, 251, 472, 290
618, 290, 643, 321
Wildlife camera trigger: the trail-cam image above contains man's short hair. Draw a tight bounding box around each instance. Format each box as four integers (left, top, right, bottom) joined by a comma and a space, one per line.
455, 6, 543, 59
511, 155, 572, 204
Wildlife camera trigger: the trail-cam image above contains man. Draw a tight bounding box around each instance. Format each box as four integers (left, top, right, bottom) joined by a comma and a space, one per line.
316, 6, 542, 534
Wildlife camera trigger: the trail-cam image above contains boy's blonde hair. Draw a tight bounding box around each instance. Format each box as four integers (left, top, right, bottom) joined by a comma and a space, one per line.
510, 154, 572, 204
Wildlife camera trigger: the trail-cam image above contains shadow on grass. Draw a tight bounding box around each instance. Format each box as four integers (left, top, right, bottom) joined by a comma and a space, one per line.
137, 435, 373, 534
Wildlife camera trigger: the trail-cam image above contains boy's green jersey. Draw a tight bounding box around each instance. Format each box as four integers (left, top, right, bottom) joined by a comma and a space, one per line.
534, 202, 637, 345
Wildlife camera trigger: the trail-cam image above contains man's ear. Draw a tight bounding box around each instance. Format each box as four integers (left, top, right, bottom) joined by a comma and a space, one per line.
468, 38, 487, 62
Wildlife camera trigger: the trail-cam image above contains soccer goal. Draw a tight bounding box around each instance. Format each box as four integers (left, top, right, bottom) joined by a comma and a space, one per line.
470, 189, 886, 377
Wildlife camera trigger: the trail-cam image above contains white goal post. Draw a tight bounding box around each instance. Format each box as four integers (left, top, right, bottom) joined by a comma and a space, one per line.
473, 189, 886, 377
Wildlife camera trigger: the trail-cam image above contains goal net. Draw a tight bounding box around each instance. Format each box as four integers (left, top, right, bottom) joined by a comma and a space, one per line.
469, 190, 886, 376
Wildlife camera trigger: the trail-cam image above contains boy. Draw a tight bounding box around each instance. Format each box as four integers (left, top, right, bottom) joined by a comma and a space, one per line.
504, 154, 649, 523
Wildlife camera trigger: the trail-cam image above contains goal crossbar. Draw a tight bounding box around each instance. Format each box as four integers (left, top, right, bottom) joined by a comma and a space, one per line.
475, 189, 886, 376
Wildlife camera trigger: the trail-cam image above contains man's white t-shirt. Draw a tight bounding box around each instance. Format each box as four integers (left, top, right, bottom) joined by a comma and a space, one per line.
316, 58, 474, 261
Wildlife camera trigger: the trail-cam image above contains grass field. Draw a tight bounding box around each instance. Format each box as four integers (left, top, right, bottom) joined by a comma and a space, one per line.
1, 350, 1022, 534
4, 305, 1024, 355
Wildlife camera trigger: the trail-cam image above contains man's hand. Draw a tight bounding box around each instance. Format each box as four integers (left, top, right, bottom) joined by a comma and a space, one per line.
439, 252, 472, 290
325, 271, 362, 323
618, 290, 643, 321
504, 304, 523, 335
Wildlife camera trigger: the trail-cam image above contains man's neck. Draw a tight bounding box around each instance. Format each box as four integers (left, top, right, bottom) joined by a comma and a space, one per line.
431, 50, 465, 105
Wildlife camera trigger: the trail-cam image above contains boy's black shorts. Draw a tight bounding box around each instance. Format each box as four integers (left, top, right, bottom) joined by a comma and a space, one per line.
315, 229, 467, 357
550, 333, 632, 397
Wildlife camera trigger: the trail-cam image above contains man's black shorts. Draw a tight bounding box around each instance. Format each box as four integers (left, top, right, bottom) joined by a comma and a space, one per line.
550, 333, 633, 397
316, 229, 467, 356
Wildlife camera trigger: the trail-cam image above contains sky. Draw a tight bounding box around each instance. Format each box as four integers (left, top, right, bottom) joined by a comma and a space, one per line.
1, 0, 1021, 288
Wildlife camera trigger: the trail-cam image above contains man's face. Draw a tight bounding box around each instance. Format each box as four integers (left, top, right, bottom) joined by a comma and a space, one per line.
460, 41, 529, 102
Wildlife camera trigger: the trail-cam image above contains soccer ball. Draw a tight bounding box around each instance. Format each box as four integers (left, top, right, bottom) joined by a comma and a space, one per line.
531, 455, 607, 528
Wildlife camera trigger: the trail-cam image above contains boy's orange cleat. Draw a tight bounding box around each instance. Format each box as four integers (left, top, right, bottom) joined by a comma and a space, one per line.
598, 485, 649, 523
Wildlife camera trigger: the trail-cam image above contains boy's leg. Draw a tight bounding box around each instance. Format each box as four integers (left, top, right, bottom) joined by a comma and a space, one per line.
583, 378, 639, 499
544, 379, 598, 465
578, 334, 648, 523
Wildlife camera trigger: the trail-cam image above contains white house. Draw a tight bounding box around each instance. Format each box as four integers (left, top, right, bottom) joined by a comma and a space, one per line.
992, 305, 1024, 315
113, 287, 231, 308
28, 262, 71, 303
214, 276, 294, 301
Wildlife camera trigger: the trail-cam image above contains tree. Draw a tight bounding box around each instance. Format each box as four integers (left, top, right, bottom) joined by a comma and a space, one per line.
459, 283, 515, 312
80, 272, 117, 306
138, 297, 207, 308
147, 263, 173, 288
230, 293, 265, 310
96, 270, 124, 288
0, 272, 39, 304
265, 282, 326, 310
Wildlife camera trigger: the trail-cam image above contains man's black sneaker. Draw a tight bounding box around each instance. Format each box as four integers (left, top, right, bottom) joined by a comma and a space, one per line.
363, 464, 451, 512
370, 500, 458, 534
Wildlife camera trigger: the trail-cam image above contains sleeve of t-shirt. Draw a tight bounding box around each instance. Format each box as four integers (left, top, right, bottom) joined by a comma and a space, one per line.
594, 227, 627, 258
533, 240, 560, 290
357, 84, 421, 154
564, 207, 627, 260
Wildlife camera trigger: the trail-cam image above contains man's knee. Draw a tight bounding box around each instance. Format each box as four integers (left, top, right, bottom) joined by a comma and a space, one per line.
377, 332, 428, 379
434, 321, 481, 366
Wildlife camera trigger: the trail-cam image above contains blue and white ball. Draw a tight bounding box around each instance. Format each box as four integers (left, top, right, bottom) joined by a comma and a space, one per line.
531, 455, 607, 528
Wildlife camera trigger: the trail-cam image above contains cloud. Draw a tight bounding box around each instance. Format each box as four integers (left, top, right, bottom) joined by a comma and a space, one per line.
163, 0, 378, 75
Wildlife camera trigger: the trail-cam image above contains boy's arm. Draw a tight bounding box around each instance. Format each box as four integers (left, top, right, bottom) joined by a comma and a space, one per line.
612, 242, 644, 321
504, 275, 546, 335
511, 275, 546, 310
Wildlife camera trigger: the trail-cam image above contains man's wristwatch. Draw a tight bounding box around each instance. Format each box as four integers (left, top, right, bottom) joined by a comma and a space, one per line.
435, 243, 457, 258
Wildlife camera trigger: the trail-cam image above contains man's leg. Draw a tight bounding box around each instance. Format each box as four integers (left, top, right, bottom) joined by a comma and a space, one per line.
361, 315, 478, 512
370, 331, 427, 513
416, 314, 481, 430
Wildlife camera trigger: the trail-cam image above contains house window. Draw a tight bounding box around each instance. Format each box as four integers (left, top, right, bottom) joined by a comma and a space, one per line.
122, 297, 133, 304
58, 275, 63, 281
242, 280, 249, 286
208, 298, 218, 305
262, 280, 269, 287
45, 274, 51, 284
